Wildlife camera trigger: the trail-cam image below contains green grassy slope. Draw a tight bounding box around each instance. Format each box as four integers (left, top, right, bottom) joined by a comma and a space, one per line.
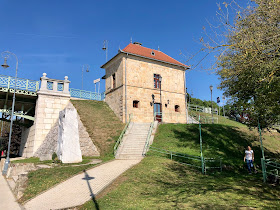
71, 100, 125, 159
152, 123, 280, 168
80, 116, 280, 209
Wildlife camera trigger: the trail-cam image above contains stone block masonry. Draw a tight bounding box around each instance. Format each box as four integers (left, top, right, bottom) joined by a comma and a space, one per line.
21, 73, 99, 158
34, 103, 99, 160
103, 54, 187, 123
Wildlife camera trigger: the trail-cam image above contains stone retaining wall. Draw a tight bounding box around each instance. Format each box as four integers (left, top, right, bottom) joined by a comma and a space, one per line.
34, 102, 99, 160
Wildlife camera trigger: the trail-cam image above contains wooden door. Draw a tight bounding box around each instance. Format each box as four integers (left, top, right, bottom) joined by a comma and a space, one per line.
154, 103, 162, 122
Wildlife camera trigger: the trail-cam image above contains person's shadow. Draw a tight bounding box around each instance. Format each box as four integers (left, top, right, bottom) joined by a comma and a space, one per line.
82, 170, 100, 210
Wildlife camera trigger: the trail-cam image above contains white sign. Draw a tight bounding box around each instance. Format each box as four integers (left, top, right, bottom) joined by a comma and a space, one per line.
93, 78, 100, 84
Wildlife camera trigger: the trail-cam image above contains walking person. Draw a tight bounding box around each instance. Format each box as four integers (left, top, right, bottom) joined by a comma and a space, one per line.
244, 146, 255, 174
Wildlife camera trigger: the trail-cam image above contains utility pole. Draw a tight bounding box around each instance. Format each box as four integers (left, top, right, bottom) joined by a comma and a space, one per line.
1, 51, 18, 175
210, 85, 214, 124
81, 64, 90, 90
102, 40, 109, 62
222, 96, 225, 117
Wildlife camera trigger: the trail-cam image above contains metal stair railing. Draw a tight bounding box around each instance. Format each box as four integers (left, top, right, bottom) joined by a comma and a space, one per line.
148, 146, 222, 174
261, 158, 279, 183
114, 114, 132, 157
142, 122, 154, 156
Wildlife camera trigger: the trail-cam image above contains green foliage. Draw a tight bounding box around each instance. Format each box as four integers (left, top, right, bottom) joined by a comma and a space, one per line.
190, 97, 220, 109
52, 152, 57, 161
11, 157, 52, 164
215, 0, 280, 128
51, 152, 61, 164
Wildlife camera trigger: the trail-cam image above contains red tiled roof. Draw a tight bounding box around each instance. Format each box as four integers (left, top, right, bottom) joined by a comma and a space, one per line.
122, 43, 189, 68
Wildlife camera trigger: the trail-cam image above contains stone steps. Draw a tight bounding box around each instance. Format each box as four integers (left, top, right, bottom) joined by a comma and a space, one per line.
116, 122, 151, 160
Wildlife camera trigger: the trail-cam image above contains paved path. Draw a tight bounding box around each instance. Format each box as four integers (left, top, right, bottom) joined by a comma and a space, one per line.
24, 159, 141, 210
0, 174, 22, 210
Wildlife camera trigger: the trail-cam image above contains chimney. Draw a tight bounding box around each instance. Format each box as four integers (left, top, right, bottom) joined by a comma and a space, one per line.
133, 42, 142, 46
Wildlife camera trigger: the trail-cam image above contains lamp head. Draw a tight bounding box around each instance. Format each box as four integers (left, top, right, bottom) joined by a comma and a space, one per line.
210, 85, 213, 91
1, 58, 9, 69
102, 40, 107, 51
86, 68, 89, 72
159, 76, 162, 82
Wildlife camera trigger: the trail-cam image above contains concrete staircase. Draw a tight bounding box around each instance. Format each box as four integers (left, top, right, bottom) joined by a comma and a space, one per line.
115, 122, 151, 160
187, 115, 199, 124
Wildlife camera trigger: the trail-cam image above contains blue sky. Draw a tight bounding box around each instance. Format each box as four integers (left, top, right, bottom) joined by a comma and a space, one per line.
0, 0, 243, 103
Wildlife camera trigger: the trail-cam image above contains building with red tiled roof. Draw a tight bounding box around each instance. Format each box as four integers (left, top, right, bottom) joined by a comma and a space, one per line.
101, 42, 189, 124
121, 43, 189, 68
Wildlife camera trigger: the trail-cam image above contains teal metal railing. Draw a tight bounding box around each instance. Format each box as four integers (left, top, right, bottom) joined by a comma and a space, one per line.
142, 121, 155, 156
0, 74, 106, 101
189, 111, 218, 124
144, 112, 222, 174
70, 88, 105, 101
148, 147, 222, 174
261, 158, 279, 183
0, 74, 40, 92
114, 114, 132, 157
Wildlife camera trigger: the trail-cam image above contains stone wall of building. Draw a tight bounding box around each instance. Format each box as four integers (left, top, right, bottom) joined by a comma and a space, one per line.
105, 87, 124, 122
105, 56, 124, 92
126, 86, 186, 123
104, 56, 125, 122
104, 54, 187, 123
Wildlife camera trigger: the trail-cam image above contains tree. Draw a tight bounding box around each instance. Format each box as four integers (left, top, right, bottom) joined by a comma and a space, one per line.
203, 0, 280, 128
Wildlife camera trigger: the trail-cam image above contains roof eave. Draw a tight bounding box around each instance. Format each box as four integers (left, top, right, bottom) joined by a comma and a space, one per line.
100, 51, 122, 69
119, 49, 190, 70
100, 49, 190, 70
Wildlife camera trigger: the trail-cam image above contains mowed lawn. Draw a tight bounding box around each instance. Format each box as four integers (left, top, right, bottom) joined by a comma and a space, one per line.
81, 117, 280, 209
82, 157, 280, 209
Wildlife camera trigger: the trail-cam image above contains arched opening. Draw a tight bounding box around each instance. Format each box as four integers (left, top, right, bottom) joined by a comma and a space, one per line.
175, 105, 180, 112
133, 100, 139, 108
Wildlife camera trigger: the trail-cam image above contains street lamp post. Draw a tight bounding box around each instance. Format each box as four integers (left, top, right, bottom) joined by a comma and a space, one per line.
190, 90, 193, 112
102, 40, 108, 62
210, 85, 214, 124
159, 76, 162, 122
81, 64, 90, 90
222, 96, 225, 117
1, 51, 18, 176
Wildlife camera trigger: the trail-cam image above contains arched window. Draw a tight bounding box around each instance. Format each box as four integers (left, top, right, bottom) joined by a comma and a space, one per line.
133, 100, 139, 108
175, 105, 180, 112
112, 73, 116, 88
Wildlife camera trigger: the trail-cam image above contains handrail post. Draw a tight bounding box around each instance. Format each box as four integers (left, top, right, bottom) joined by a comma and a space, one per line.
26, 79, 29, 90
261, 158, 267, 183
203, 158, 206, 174
199, 115, 205, 174
8, 76, 10, 89
36, 81, 40, 91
